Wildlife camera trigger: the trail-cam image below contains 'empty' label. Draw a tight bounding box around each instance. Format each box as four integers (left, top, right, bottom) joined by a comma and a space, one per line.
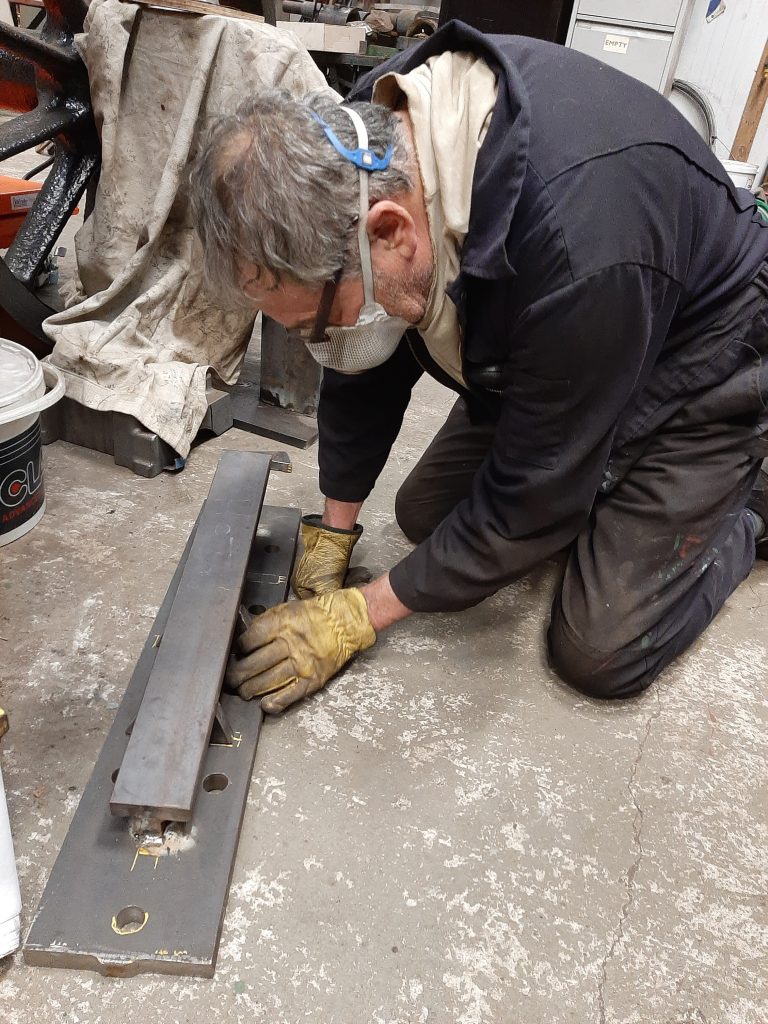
603, 34, 630, 54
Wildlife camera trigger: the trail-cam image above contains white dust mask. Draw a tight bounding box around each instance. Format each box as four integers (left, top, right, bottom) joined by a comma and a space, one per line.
304, 106, 409, 375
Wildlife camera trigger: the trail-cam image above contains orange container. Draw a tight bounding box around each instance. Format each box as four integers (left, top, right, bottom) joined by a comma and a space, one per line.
0, 175, 80, 250
0, 214, 31, 249
0, 175, 43, 215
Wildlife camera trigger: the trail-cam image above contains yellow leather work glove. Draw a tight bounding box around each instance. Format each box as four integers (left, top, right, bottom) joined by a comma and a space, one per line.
226, 588, 376, 714
292, 514, 369, 599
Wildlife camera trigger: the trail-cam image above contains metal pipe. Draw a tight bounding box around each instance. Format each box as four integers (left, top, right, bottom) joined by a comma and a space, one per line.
282, 0, 362, 22
671, 78, 717, 150
22, 154, 55, 180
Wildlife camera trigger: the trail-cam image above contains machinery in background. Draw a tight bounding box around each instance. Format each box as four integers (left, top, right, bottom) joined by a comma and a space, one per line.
283, 0, 365, 24
0, 0, 99, 359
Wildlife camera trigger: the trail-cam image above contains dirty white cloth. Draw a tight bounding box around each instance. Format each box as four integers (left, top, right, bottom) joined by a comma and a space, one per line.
44, 0, 329, 457
373, 52, 497, 388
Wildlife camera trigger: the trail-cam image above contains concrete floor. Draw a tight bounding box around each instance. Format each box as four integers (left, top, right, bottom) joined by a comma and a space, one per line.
0, 369, 767, 1024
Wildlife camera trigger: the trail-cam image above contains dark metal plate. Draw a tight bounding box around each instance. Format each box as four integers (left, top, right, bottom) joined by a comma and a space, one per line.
23, 505, 300, 977
230, 386, 319, 449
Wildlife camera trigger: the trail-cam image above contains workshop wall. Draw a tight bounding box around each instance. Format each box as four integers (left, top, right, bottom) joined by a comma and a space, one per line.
674, 0, 768, 172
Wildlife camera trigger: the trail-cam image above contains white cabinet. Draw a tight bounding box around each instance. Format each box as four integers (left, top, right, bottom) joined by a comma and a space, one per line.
566, 0, 695, 94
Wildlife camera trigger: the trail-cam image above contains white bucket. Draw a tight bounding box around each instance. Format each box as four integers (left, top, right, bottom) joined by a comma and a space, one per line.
722, 159, 759, 192
0, 760, 21, 959
0, 339, 64, 547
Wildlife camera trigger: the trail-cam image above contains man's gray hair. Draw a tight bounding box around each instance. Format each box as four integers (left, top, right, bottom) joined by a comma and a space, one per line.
189, 89, 413, 305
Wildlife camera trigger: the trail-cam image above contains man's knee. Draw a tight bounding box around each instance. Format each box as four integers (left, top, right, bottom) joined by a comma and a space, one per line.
547, 613, 651, 701
394, 480, 437, 544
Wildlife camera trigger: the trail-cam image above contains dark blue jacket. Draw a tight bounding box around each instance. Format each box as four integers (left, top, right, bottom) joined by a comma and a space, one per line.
318, 21, 768, 613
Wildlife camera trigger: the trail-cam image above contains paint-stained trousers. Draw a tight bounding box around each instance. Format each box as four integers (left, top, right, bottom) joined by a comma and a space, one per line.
395, 274, 768, 699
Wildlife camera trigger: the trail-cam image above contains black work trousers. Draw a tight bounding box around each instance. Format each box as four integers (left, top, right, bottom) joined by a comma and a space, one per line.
395, 284, 768, 699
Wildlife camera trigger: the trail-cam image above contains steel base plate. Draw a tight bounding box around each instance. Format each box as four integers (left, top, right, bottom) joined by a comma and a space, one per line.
23, 506, 300, 977
230, 386, 318, 449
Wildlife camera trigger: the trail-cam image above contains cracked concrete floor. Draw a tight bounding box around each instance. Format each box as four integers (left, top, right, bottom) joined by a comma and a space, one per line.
0, 370, 767, 1024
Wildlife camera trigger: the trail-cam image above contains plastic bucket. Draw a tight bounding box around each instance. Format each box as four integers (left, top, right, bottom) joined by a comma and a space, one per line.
0, 339, 64, 547
0, 760, 21, 958
722, 160, 759, 191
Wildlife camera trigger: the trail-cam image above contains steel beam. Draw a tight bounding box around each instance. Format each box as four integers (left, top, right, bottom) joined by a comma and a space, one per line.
24, 505, 300, 977
110, 451, 270, 822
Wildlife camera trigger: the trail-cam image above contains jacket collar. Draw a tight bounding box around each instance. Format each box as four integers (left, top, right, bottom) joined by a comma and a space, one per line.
349, 20, 530, 282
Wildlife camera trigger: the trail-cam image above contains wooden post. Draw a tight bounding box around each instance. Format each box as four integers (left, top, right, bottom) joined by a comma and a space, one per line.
733, 37, 768, 163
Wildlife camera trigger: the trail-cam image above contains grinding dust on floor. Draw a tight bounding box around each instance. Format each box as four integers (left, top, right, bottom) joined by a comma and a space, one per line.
0, 370, 767, 1024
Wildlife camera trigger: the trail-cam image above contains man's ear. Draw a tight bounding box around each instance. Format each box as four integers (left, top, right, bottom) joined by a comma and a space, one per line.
367, 200, 418, 259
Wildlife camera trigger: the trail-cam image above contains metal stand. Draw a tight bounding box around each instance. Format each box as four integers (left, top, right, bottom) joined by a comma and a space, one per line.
24, 452, 300, 978
40, 389, 234, 478
229, 315, 321, 449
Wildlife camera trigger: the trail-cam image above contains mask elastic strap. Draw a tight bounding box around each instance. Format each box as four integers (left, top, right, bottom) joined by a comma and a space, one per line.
338, 106, 375, 309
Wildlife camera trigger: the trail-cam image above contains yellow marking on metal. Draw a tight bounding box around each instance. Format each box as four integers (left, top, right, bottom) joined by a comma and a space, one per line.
111, 909, 149, 936
210, 730, 243, 749
131, 846, 163, 871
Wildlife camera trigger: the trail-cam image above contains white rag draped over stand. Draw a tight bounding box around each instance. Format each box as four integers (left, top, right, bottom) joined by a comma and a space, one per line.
44, 0, 331, 458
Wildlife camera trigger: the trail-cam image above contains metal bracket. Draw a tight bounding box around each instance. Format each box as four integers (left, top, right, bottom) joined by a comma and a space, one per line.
227, 316, 320, 450
23, 464, 301, 976
230, 389, 319, 449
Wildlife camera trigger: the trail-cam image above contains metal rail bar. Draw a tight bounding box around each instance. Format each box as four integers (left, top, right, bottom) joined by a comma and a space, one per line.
110, 451, 271, 822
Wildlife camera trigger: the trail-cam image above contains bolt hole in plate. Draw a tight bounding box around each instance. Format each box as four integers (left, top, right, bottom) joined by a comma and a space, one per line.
202, 773, 229, 793
264, 544, 279, 553
111, 906, 148, 936
111, 769, 119, 783
248, 604, 266, 616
